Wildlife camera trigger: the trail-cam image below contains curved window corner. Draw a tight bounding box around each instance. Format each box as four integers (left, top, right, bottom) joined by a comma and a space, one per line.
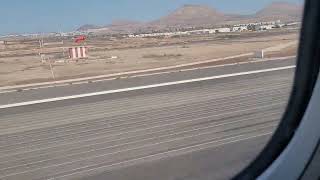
0, 1, 308, 180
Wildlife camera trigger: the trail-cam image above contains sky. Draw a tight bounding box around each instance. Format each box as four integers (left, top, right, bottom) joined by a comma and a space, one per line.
0, 0, 304, 35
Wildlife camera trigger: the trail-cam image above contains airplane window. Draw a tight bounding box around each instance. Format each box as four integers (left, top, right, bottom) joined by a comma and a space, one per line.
0, 0, 304, 180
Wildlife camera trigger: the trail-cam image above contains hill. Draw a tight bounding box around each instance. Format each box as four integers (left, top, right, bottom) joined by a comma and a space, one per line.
255, 1, 303, 22
149, 4, 226, 28
77, 2, 303, 33
77, 24, 101, 31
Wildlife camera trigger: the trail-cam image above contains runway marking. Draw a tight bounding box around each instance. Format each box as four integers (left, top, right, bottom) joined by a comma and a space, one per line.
0, 65, 295, 109
1, 127, 274, 179
0, 84, 289, 138
0, 114, 279, 169
0, 56, 295, 94
54, 131, 273, 179
0, 96, 285, 158
0, 100, 285, 155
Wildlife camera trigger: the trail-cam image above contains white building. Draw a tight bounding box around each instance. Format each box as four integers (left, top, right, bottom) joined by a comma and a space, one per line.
187, 29, 211, 34
128, 27, 231, 38
255, 25, 274, 31
213, 28, 231, 33
232, 26, 248, 32
130, 31, 188, 38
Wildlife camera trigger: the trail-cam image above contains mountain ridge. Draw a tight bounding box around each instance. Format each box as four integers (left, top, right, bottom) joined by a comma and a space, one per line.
78, 2, 303, 32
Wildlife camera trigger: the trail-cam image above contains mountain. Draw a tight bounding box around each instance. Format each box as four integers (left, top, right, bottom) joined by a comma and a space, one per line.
107, 20, 145, 33
109, 20, 142, 27
77, 24, 101, 31
77, 20, 145, 34
77, 2, 303, 33
150, 4, 226, 28
255, 2, 303, 22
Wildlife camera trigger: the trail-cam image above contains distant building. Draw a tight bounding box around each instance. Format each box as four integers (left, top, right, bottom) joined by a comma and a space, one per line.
128, 27, 232, 38
214, 28, 231, 33
221, 28, 231, 32
187, 29, 210, 35
232, 26, 248, 32
275, 20, 281, 24
255, 25, 275, 31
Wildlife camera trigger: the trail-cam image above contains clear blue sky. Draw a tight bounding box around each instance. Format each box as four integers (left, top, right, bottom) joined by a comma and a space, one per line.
0, 0, 303, 35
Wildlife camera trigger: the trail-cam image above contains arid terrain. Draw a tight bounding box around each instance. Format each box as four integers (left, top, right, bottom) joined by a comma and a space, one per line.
78, 2, 303, 33
0, 1, 302, 87
0, 29, 299, 86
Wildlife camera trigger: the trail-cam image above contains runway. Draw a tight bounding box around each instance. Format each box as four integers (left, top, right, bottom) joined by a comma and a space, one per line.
0, 58, 295, 180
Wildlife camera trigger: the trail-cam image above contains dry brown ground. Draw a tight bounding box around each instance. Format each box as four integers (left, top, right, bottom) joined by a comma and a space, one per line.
265, 44, 298, 58
0, 31, 299, 86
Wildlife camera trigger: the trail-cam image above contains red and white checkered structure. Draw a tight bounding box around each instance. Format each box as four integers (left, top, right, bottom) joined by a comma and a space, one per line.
69, 46, 88, 60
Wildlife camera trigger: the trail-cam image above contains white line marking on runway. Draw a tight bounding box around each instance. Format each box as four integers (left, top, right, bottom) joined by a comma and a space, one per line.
56, 132, 273, 179
0, 56, 295, 94
0, 65, 295, 109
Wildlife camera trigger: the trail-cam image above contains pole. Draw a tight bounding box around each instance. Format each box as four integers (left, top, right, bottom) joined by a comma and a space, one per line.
49, 59, 56, 81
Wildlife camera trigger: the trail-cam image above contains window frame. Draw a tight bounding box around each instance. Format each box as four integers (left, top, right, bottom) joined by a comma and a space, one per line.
234, 0, 320, 179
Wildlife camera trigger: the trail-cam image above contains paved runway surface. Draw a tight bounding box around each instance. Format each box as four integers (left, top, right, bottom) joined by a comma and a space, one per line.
0, 59, 294, 180
0, 57, 294, 105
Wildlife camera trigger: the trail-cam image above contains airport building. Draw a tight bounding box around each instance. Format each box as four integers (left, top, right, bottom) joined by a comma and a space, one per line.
255, 24, 275, 31
232, 26, 248, 32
